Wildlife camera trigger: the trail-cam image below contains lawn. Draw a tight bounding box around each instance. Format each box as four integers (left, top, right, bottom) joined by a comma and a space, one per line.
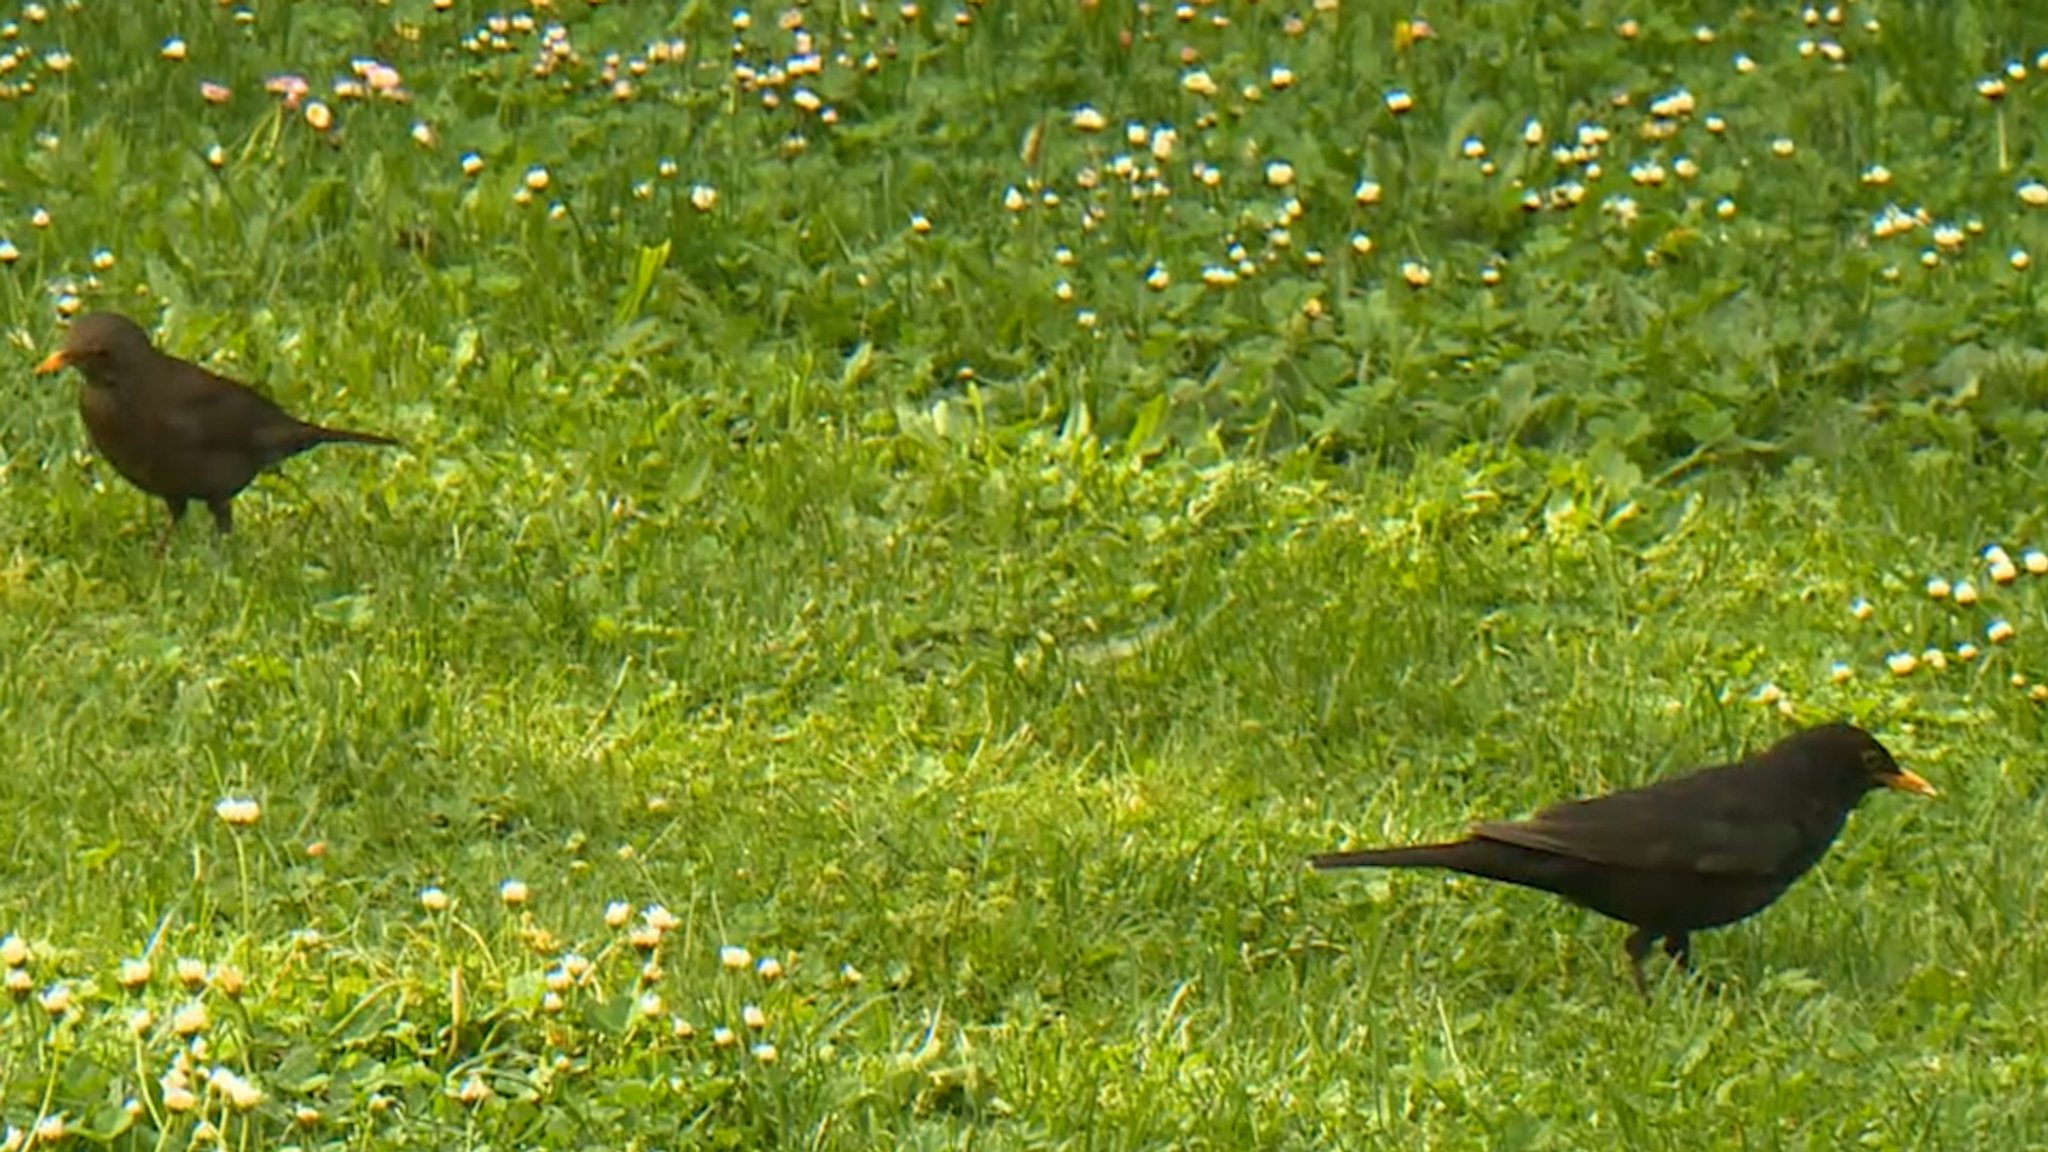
5, 0, 2048, 1147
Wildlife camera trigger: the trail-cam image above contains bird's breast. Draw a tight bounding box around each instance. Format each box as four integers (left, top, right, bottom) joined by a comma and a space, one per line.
77, 386, 252, 499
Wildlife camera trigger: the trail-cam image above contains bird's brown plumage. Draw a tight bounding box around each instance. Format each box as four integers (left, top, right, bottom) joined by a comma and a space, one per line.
1313, 723, 1935, 991
35, 312, 397, 549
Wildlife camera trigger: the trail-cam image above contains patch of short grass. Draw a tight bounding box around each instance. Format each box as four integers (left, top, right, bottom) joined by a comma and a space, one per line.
5, 1, 2048, 1148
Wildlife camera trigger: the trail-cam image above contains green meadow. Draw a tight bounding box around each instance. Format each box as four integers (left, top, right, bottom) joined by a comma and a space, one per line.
5, 0, 2048, 1146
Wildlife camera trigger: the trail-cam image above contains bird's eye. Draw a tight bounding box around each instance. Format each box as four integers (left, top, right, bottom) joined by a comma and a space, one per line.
1861, 748, 1889, 774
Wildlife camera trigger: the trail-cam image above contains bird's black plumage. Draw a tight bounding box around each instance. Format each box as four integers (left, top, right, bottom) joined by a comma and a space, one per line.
1313, 723, 1935, 990
36, 312, 397, 550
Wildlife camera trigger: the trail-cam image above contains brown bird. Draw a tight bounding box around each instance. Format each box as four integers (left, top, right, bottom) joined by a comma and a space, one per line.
1313, 723, 1934, 991
34, 312, 397, 550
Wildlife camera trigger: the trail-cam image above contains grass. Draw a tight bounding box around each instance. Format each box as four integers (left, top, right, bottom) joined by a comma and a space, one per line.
6, 0, 2048, 1147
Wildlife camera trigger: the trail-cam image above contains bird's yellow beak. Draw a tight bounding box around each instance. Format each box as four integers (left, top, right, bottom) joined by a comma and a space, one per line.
34, 350, 68, 375
1886, 768, 1938, 797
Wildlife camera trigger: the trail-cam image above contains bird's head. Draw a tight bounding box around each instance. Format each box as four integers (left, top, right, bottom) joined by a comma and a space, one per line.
1863, 741, 1937, 796
34, 312, 154, 380
1805, 722, 1936, 797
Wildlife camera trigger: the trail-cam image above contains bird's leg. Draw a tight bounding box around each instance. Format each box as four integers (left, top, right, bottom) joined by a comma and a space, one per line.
1624, 928, 1657, 997
1662, 933, 1692, 971
205, 498, 234, 535
157, 498, 188, 556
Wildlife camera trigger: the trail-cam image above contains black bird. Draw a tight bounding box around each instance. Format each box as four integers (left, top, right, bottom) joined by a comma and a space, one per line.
35, 311, 397, 551
1313, 723, 1935, 990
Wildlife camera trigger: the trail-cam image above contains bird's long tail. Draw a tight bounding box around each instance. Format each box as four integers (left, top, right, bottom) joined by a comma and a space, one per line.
1311, 842, 1469, 870
303, 423, 400, 448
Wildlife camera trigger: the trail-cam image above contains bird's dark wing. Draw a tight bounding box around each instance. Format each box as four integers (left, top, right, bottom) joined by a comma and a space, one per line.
160, 364, 306, 453
1471, 764, 1817, 877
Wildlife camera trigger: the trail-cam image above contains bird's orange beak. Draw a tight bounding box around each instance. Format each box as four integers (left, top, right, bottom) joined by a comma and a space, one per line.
1886, 768, 1938, 797
34, 350, 68, 375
